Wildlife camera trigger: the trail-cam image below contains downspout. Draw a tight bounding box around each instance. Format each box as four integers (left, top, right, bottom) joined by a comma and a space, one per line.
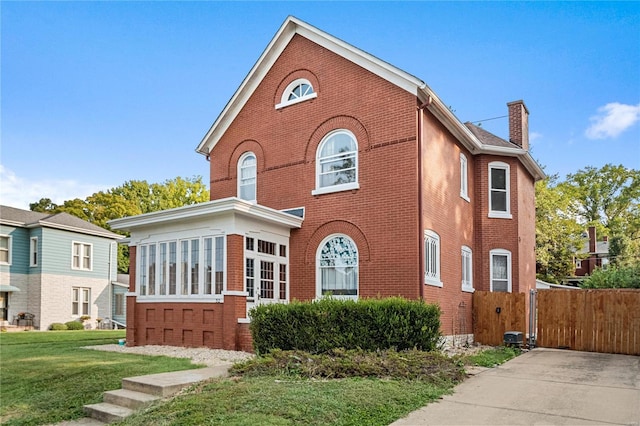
417, 96, 431, 301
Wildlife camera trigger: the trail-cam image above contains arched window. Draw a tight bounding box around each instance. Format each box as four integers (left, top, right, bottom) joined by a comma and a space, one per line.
238, 152, 256, 202
312, 130, 359, 195
424, 230, 442, 287
316, 234, 358, 299
276, 78, 317, 109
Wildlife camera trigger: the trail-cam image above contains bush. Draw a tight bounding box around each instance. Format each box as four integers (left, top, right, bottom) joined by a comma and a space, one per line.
581, 265, 640, 289
49, 323, 68, 331
64, 321, 84, 330
249, 297, 441, 355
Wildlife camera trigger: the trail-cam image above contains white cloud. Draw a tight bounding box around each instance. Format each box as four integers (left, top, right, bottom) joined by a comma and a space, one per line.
0, 164, 111, 210
585, 102, 640, 139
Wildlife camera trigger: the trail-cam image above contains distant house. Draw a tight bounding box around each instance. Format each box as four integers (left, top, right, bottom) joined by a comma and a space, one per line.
0, 205, 123, 329
109, 16, 544, 351
571, 226, 609, 283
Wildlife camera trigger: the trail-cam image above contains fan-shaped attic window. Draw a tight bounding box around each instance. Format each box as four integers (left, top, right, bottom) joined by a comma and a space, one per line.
276, 78, 317, 109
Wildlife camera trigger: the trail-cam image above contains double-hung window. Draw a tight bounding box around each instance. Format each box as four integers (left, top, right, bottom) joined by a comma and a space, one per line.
424, 230, 442, 287
72, 287, 90, 316
461, 246, 473, 292
238, 152, 257, 202
490, 249, 512, 292
30, 237, 38, 267
489, 162, 511, 218
460, 153, 469, 201
72, 242, 92, 270
313, 130, 359, 195
0, 235, 10, 265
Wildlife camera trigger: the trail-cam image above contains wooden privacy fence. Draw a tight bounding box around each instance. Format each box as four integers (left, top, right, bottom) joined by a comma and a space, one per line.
473, 291, 526, 346
537, 289, 640, 356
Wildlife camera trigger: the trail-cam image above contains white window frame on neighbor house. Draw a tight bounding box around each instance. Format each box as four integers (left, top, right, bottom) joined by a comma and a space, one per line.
312, 129, 359, 196
238, 152, 257, 202
275, 78, 317, 109
72, 287, 90, 316
461, 245, 473, 292
72, 242, 92, 271
137, 234, 226, 301
114, 293, 125, 316
316, 234, 359, 300
424, 230, 442, 287
460, 153, 469, 202
30, 237, 38, 267
490, 249, 512, 292
0, 235, 11, 265
488, 161, 512, 219
575, 258, 582, 269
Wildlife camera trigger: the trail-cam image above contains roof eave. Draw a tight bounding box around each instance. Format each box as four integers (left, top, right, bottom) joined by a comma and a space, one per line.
27, 221, 123, 240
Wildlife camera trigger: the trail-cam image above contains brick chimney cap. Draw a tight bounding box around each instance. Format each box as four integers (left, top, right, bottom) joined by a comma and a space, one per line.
507, 100, 529, 114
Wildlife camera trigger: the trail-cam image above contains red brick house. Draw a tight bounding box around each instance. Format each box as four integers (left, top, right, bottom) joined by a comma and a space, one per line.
109, 16, 544, 351
572, 225, 610, 281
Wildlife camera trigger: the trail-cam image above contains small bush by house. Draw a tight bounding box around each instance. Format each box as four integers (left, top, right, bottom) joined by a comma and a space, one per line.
49, 323, 68, 331
250, 297, 441, 355
64, 321, 84, 330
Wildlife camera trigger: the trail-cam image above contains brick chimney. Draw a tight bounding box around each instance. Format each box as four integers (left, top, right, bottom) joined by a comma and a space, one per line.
507, 100, 529, 151
588, 226, 596, 253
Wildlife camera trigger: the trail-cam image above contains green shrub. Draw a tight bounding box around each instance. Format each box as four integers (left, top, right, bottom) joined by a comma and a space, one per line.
49, 323, 68, 331
581, 265, 640, 289
64, 321, 84, 330
249, 297, 441, 354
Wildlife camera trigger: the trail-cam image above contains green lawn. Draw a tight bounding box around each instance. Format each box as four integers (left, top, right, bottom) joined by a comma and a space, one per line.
0, 330, 199, 426
1, 331, 520, 426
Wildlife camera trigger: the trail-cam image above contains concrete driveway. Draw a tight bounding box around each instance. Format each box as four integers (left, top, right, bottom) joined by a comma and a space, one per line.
391, 348, 640, 425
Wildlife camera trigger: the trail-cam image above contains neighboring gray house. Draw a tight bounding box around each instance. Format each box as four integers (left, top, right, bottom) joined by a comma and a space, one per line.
0, 205, 123, 329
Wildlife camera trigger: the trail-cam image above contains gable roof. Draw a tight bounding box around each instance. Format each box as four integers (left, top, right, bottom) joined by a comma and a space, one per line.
0, 205, 122, 240
196, 16, 544, 181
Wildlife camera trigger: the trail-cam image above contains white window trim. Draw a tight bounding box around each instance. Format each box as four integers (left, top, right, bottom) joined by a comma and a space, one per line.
424, 230, 443, 287
461, 245, 474, 293
136, 235, 227, 301
30, 237, 38, 267
275, 78, 317, 109
490, 249, 512, 293
488, 161, 512, 219
576, 259, 582, 269
71, 241, 93, 271
72, 287, 91, 317
312, 129, 359, 196
237, 152, 257, 203
460, 153, 470, 202
0, 234, 12, 265
315, 234, 359, 300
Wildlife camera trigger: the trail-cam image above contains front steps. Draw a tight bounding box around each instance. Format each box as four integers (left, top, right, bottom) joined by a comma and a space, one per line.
83, 365, 231, 423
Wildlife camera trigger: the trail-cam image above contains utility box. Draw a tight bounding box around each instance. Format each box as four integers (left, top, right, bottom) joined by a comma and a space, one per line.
504, 331, 523, 347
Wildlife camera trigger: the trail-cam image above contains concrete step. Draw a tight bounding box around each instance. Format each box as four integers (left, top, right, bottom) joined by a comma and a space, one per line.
103, 389, 160, 409
83, 403, 133, 423
121, 365, 230, 397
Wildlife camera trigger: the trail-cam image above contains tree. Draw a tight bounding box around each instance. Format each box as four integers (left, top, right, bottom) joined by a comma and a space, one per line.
29, 176, 209, 273
535, 174, 584, 282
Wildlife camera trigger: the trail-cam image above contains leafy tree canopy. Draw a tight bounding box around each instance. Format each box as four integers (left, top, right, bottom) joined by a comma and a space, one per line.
30, 176, 209, 272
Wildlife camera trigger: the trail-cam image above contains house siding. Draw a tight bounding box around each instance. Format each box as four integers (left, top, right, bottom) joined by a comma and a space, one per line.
0, 225, 30, 275
40, 228, 113, 278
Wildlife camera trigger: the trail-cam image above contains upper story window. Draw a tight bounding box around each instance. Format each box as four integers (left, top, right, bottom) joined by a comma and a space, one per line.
275, 78, 317, 109
461, 246, 473, 292
312, 130, 359, 196
460, 153, 469, 201
490, 249, 512, 292
238, 152, 257, 202
424, 230, 442, 287
72, 242, 92, 271
0, 235, 11, 265
488, 161, 512, 219
317, 234, 358, 299
30, 237, 38, 267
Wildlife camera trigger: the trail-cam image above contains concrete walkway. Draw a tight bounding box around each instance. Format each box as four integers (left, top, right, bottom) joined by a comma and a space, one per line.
392, 348, 640, 425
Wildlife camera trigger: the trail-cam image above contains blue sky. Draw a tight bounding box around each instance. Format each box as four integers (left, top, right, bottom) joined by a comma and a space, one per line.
2, 1, 639, 209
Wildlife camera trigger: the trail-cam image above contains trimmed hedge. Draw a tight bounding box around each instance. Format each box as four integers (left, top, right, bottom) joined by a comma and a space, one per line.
249, 297, 441, 355
49, 323, 68, 331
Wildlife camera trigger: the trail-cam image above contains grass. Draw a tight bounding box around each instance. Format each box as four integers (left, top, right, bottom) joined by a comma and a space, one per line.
1, 330, 522, 426
0, 330, 200, 426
